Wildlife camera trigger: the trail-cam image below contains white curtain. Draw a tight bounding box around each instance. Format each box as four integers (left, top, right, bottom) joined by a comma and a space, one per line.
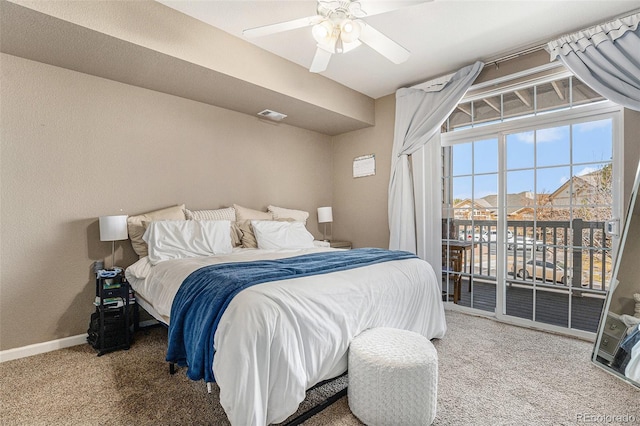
547, 12, 640, 112
388, 61, 483, 253
413, 136, 443, 273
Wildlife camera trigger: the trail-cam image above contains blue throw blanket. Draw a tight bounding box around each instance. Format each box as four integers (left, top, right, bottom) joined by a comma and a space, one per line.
166, 248, 417, 382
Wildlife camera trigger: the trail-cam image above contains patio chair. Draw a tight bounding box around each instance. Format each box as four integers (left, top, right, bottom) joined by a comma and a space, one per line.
443, 248, 463, 304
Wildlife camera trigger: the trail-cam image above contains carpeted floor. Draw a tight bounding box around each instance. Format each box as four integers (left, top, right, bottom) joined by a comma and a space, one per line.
1, 311, 638, 425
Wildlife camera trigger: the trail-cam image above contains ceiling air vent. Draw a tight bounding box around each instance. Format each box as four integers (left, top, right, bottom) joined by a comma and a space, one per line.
257, 109, 287, 122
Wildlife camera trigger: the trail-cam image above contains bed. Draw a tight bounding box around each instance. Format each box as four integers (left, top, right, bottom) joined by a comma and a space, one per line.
124, 213, 446, 425
620, 324, 640, 382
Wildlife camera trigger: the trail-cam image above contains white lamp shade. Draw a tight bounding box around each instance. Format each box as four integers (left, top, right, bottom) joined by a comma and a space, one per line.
312, 20, 334, 44
317, 207, 333, 224
99, 215, 129, 241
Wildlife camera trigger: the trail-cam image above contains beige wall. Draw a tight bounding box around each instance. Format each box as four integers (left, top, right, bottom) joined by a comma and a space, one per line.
0, 53, 332, 351
331, 95, 396, 248
611, 213, 640, 316
623, 109, 640, 209
609, 110, 640, 315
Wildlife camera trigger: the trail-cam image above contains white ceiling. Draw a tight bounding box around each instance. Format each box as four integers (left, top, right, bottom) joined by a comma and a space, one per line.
157, 1, 639, 99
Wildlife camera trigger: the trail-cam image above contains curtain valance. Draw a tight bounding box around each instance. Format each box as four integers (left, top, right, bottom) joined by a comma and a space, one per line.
547, 12, 640, 112
548, 13, 639, 59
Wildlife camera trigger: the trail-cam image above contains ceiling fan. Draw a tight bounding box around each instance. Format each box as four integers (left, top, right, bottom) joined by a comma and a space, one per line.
242, 0, 415, 73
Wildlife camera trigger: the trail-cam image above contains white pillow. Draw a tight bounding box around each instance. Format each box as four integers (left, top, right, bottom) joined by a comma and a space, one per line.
251, 220, 315, 250
268, 205, 310, 224
125, 256, 152, 280
143, 220, 232, 265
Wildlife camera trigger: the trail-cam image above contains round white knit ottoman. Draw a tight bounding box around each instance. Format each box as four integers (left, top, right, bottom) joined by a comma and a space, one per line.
348, 327, 438, 426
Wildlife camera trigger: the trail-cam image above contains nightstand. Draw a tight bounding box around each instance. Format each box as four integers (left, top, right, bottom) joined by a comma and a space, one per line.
596, 312, 627, 365
88, 270, 134, 356
329, 240, 352, 249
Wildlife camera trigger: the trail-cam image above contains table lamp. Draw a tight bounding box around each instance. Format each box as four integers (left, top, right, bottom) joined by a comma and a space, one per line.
317, 207, 333, 242
99, 215, 128, 269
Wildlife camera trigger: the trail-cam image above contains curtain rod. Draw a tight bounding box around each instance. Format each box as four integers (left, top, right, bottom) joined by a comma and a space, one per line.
486, 44, 547, 66
484, 8, 640, 67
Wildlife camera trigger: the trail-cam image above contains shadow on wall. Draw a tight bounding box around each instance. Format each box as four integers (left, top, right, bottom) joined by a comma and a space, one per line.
55, 275, 95, 341
50, 219, 105, 340
55, 219, 138, 340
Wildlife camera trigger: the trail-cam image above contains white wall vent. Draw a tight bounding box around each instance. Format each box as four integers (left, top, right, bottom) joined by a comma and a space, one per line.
257, 109, 287, 121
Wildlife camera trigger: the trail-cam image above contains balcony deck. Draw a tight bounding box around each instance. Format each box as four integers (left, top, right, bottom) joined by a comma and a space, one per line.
444, 278, 605, 333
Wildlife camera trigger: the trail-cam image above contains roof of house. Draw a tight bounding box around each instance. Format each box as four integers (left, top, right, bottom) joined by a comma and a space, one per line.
455, 168, 608, 213
548, 167, 608, 199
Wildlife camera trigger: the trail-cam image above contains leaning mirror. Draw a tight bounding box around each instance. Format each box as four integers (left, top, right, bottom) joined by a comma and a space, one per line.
592, 160, 640, 388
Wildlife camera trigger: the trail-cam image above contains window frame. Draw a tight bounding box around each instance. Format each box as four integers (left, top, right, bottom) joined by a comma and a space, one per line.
440, 100, 624, 339
444, 68, 607, 133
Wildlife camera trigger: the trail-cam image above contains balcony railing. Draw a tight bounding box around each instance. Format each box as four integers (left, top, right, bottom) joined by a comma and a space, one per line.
449, 219, 611, 294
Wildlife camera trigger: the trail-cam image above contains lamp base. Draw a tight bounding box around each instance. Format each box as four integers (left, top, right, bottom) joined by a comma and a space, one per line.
110, 241, 116, 270
322, 223, 332, 243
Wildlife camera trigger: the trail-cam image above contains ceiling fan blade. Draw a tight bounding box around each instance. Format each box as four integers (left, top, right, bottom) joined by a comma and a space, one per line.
243, 15, 319, 38
358, 22, 410, 64
309, 47, 333, 73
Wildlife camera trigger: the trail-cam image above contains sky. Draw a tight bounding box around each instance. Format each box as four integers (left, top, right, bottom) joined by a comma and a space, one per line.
451, 118, 613, 203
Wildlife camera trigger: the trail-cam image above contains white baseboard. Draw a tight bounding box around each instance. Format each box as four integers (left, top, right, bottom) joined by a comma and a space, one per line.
0, 319, 160, 363
0, 333, 88, 363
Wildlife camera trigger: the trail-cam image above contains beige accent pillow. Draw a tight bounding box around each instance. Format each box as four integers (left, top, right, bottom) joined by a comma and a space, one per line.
233, 204, 273, 222
184, 207, 236, 221
237, 218, 294, 248
268, 205, 310, 224
237, 220, 259, 249
127, 204, 186, 257
230, 222, 242, 247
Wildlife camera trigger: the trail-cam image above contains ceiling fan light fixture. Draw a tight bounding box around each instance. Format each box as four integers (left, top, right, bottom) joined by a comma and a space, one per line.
339, 19, 361, 43
341, 39, 362, 53
312, 19, 334, 44
242, 0, 411, 73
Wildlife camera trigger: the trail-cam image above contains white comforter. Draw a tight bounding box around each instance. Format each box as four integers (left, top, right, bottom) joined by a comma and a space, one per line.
625, 326, 640, 383
126, 247, 446, 425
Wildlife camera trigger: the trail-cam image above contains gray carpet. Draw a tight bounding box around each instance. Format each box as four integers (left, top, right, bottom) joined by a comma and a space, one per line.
1, 311, 638, 425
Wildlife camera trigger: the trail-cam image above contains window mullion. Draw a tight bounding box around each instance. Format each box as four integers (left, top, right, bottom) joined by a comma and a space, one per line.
497, 132, 507, 316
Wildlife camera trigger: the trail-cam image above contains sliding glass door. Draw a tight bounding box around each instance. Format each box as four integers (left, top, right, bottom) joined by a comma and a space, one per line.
443, 138, 499, 312
441, 106, 621, 335
504, 119, 615, 332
